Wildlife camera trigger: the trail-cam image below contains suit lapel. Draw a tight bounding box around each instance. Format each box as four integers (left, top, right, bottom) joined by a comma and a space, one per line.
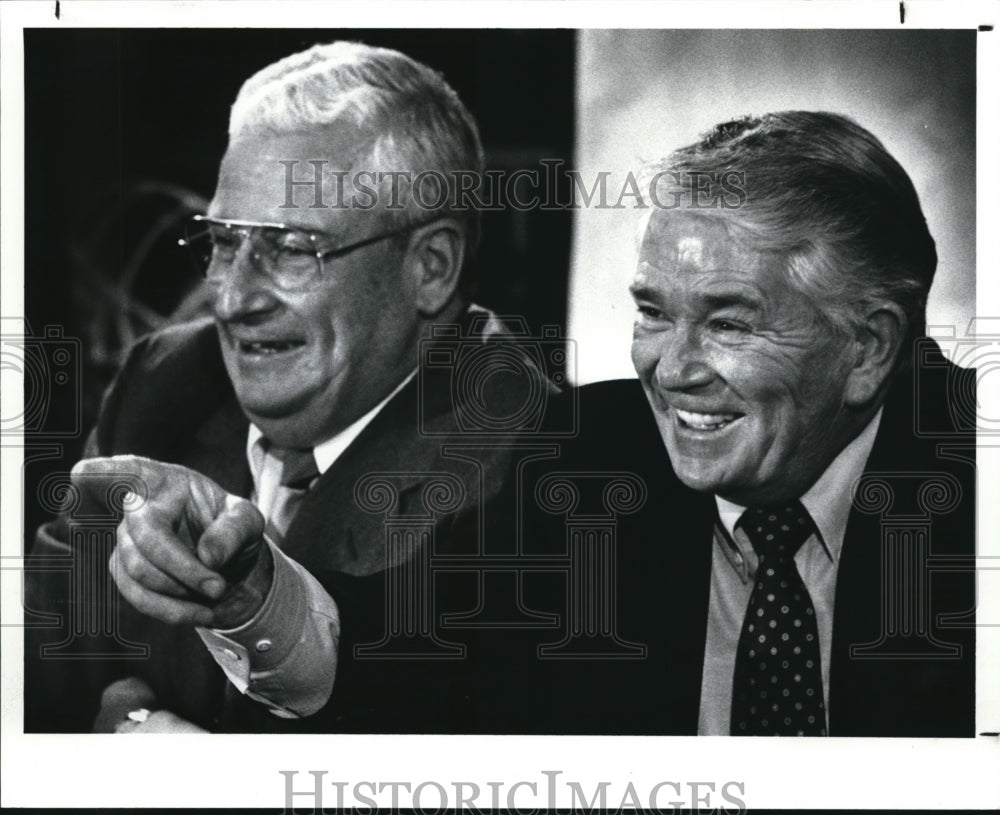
581, 380, 715, 733
190, 397, 252, 497
277, 308, 509, 575
658, 470, 715, 733
280, 369, 448, 575
829, 351, 976, 736
830, 357, 924, 734
829, 467, 889, 734
627, 381, 715, 734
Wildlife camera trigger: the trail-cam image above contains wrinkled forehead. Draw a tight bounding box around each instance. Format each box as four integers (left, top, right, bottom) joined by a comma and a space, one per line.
209, 123, 382, 227
634, 210, 797, 300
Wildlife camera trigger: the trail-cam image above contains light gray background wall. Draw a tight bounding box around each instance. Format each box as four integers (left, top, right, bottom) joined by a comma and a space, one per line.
568, 29, 975, 383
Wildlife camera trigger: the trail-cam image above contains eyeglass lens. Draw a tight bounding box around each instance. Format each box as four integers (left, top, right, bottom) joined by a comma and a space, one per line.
183, 220, 321, 288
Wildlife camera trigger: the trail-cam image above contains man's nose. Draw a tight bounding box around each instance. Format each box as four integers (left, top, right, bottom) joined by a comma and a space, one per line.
653, 324, 716, 391
211, 242, 280, 322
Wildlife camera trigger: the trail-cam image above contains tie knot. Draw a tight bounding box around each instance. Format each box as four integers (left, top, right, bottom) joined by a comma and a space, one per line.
274, 446, 319, 490
737, 500, 815, 561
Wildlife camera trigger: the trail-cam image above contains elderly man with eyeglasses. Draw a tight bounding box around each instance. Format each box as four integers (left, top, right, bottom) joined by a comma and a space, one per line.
26, 42, 553, 733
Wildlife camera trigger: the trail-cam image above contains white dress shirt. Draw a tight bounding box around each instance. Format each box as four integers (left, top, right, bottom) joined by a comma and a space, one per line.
196, 370, 416, 718
697, 409, 883, 735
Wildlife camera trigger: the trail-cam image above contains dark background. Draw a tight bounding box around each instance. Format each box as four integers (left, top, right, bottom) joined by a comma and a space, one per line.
23, 28, 576, 536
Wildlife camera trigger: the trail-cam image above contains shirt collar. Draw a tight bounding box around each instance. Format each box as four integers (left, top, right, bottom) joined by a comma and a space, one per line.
246, 368, 417, 477
715, 407, 883, 565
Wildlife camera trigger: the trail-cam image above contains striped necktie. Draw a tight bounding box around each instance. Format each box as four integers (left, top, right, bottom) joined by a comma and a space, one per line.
263, 445, 320, 547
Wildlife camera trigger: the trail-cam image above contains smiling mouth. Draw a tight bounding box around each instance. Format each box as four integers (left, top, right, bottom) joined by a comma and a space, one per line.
238, 339, 306, 355
674, 408, 743, 431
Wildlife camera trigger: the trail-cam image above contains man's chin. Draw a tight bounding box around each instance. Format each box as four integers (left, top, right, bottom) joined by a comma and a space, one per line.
245, 412, 325, 449
236, 389, 311, 420
672, 465, 731, 496
666, 447, 743, 497
236, 388, 357, 448
236, 393, 318, 436
671, 459, 796, 507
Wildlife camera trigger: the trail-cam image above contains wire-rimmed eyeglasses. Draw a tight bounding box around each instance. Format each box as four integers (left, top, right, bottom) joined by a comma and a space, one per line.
179, 214, 432, 289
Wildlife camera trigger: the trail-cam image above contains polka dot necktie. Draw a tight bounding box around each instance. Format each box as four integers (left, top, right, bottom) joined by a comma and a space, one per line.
730, 501, 827, 736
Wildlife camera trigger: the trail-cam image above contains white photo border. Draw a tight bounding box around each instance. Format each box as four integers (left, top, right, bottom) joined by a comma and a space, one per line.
2, 1, 998, 809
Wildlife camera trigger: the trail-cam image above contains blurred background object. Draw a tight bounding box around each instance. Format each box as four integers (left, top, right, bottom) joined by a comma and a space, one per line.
23, 29, 575, 536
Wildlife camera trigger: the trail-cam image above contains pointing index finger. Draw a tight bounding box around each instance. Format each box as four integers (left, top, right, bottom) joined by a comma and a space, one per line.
69, 455, 168, 514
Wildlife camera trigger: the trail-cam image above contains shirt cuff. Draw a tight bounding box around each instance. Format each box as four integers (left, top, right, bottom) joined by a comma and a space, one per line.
211, 540, 308, 669
197, 540, 339, 718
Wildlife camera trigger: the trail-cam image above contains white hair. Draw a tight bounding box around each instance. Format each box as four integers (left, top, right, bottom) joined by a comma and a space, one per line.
229, 41, 485, 288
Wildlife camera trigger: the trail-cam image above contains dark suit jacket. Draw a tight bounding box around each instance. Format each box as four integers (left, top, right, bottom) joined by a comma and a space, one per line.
508, 340, 976, 736
25, 309, 554, 733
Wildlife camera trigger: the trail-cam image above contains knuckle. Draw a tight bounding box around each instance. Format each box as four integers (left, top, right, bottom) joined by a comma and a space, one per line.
130, 564, 161, 591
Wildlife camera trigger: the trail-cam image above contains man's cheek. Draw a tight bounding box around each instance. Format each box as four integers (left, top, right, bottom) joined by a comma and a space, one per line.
717, 355, 789, 404
630, 339, 655, 375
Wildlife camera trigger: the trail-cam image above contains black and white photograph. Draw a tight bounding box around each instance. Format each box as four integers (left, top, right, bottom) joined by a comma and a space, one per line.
2, 1, 998, 810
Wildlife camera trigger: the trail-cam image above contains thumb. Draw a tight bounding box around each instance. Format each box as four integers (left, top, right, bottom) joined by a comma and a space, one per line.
196, 493, 265, 574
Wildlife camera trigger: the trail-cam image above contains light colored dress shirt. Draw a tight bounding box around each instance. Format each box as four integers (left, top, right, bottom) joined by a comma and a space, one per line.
196, 370, 416, 718
697, 409, 883, 735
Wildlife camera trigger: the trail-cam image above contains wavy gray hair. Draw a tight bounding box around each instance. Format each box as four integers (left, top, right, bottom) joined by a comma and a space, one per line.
642, 111, 937, 356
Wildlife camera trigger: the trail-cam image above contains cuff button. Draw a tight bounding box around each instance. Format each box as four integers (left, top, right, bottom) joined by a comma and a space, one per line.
255, 639, 273, 653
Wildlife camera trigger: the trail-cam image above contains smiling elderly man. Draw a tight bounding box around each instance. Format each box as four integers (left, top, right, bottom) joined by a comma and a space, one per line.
521, 111, 975, 737
26, 41, 552, 733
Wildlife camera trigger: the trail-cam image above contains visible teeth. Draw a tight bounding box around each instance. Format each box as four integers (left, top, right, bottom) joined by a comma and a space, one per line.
676, 408, 738, 430
241, 340, 302, 354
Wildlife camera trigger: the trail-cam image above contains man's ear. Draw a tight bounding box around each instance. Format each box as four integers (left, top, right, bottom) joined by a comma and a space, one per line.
404, 218, 466, 316
844, 303, 908, 407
